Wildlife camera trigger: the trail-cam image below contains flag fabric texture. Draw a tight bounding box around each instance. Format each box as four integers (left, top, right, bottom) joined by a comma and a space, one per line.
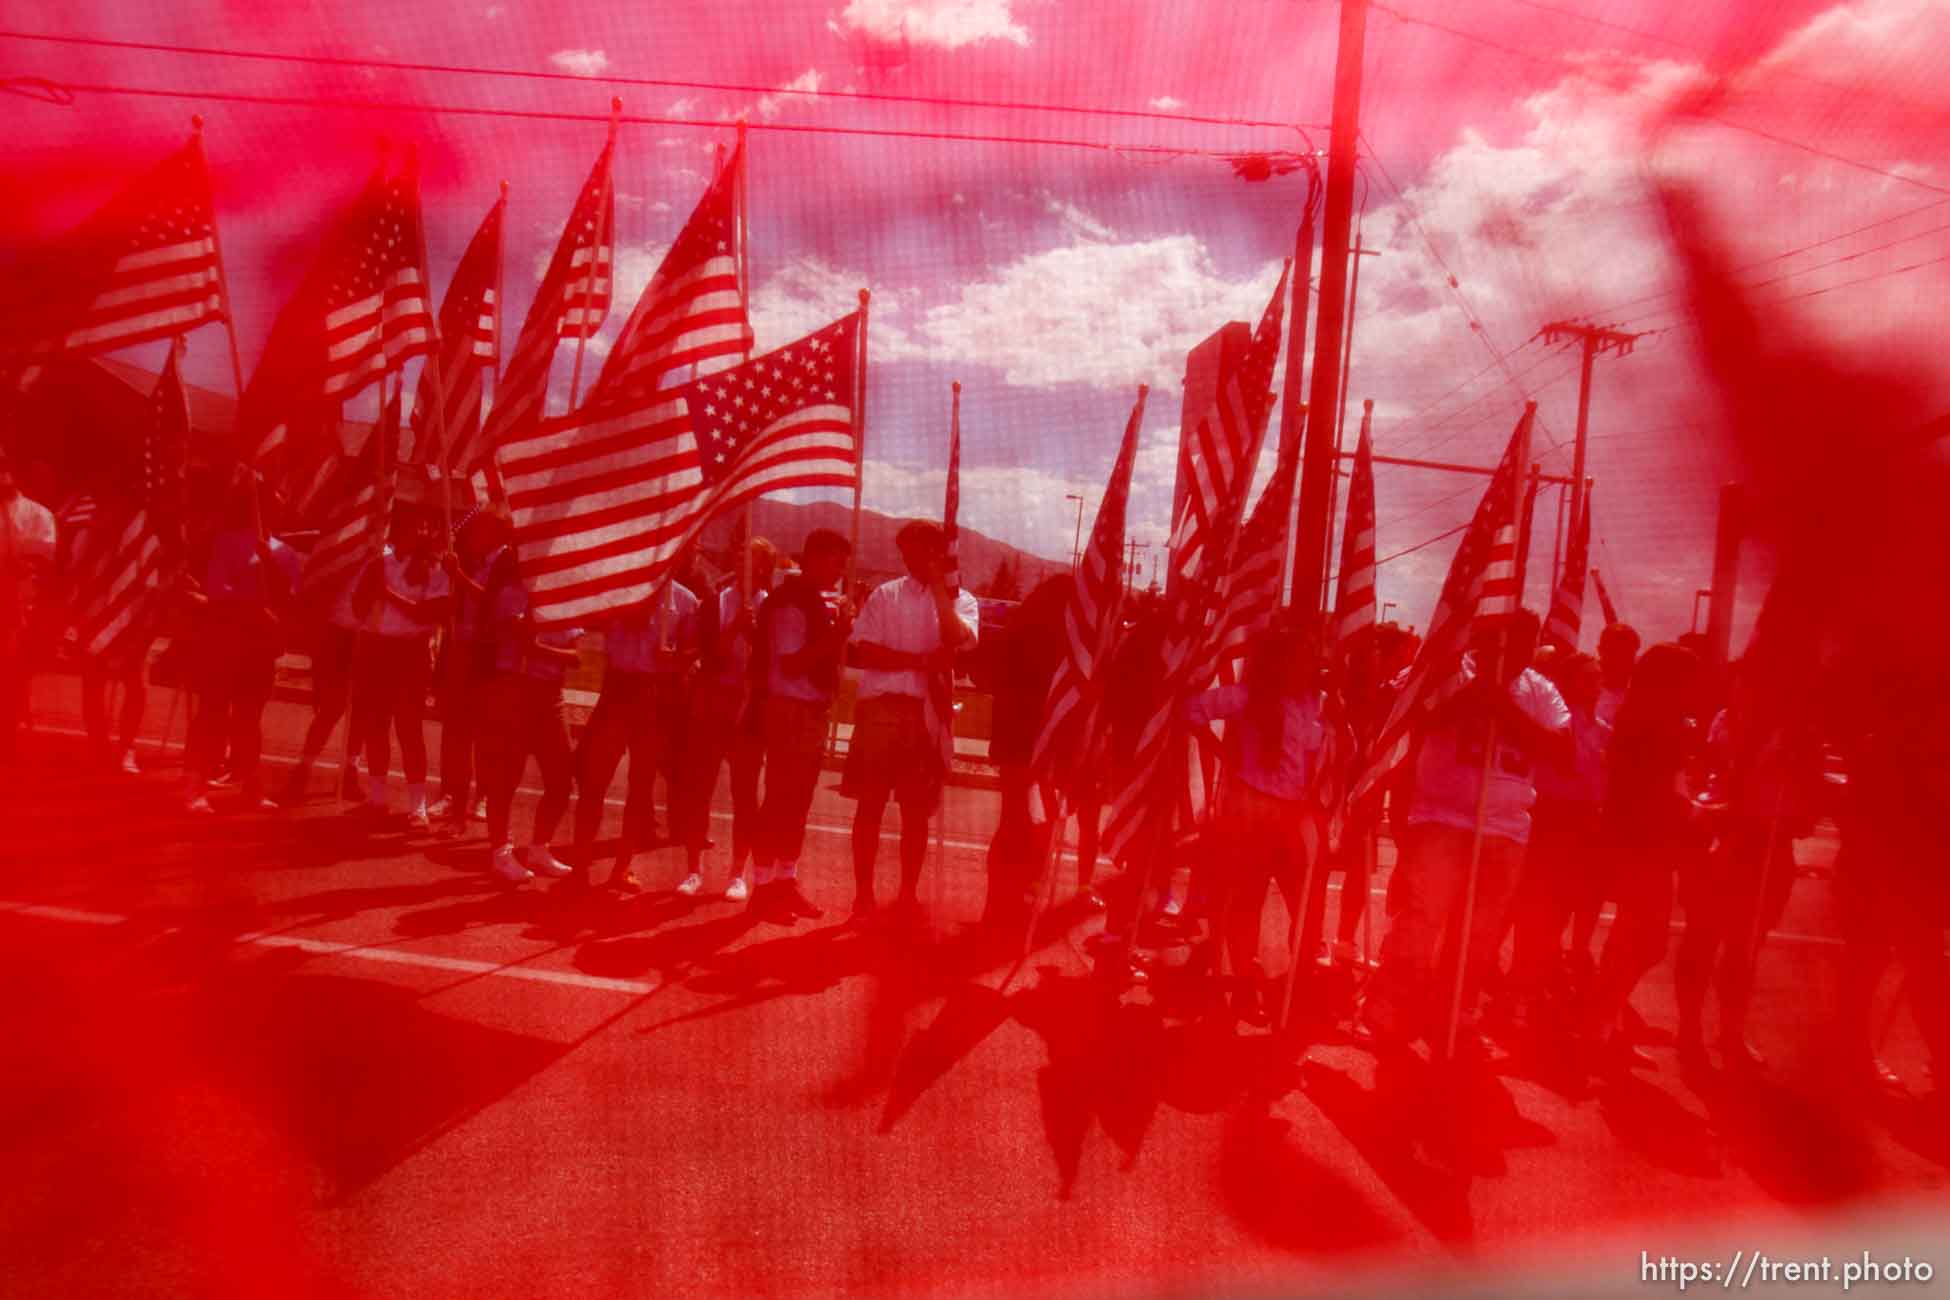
475, 140, 614, 459
498, 309, 860, 628
72, 344, 193, 661
1165, 262, 1291, 589
413, 194, 504, 474
1027, 385, 1147, 816
240, 160, 436, 462
1101, 269, 1289, 860
1591, 565, 1620, 628
1332, 405, 1378, 645
1211, 420, 1302, 689
2, 136, 224, 369
1545, 486, 1592, 650
1348, 404, 1535, 805
299, 457, 389, 605
591, 143, 750, 402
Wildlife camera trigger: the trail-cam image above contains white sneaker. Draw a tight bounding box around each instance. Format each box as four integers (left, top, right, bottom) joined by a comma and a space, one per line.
490, 844, 532, 884
523, 845, 573, 879
406, 805, 431, 831
119, 750, 141, 776
471, 797, 487, 821
724, 876, 750, 903
185, 792, 214, 815
426, 796, 455, 820
676, 873, 704, 897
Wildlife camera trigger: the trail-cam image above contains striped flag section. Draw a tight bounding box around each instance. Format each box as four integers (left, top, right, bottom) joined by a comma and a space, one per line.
2, 135, 224, 368
300, 468, 388, 604
71, 347, 192, 661
413, 193, 504, 473
1348, 403, 1535, 804
591, 142, 751, 402
1332, 404, 1378, 644
242, 159, 436, 461
73, 509, 167, 660
1545, 484, 1592, 650
1212, 417, 1302, 688
1166, 261, 1291, 587
1101, 270, 1289, 860
1027, 385, 1146, 813
476, 140, 614, 460
499, 309, 860, 628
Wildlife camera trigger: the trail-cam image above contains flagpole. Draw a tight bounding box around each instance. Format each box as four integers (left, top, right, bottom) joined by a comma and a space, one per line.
406, 150, 456, 544
1444, 719, 1500, 1063
846, 288, 871, 596
192, 117, 250, 435
934, 378, 962, 911
730, 125, 756, 602
566, 101, 619, 412
478, 180, 511, 508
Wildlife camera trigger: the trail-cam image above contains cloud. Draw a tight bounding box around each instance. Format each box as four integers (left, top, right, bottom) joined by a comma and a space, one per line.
666, 97, 698, 118
756, 68, 824, 121
1149, 96, 1184, 111
918, 227, 1285, 394
483, 3, 503, 16
549, 49, 611, 78
750, 256, 923, 359
833, 0, 1030, 50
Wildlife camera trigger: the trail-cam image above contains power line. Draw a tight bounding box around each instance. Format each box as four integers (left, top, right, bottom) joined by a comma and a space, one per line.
0, 27, 1323, 136
21, 76, 1304, 162
1375, 520, 1468, 568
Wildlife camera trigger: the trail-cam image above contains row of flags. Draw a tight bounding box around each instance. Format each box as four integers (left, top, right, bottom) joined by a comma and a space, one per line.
7, 122, 1610, 833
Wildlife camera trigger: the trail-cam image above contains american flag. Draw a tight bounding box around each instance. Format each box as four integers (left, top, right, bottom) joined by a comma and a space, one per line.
590, 142, 750, 402
1590, 564, 1620, 628
927, 381, 963, 771
413, 193, 504, 474
3, 136, 224, 369
1348, 403, 1534, 804
1544, 485, 1592, 650
299, 455, 389, 605
72, 342, 192, 660
1101, 269, 1289, 860
476, 140, 614, 459
1332, 405, 1378, 644
1211, 418, 1301, 688
242, 160, 436, 461
1027, 385, 1146, 811
499, 309, 860, 627
1166, 262, 1291, 587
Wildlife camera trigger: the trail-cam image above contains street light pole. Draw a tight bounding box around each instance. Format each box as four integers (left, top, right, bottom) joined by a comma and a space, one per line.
1066, 493, 1084, 575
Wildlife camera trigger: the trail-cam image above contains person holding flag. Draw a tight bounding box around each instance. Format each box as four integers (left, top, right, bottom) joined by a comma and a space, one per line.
180, 471, 301, 814
843, 520, 979, 923
1359, 608, 1570, 1054
0, 447, 57, 763
349, 502, 451, 827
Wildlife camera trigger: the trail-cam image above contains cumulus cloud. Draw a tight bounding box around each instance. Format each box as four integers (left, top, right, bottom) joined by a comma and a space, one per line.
1149, 95, 1184, 111
833, 0, 1030, 50
750, 256, 923, 359
918, 229, 1285, 394
549, 49, 611, 77
666, 97, 698, 118
757, 69, 824, 121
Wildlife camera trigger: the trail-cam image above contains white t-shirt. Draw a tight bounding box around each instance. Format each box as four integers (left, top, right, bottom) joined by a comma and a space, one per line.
848, 575, 980, 702
1408, 664, 1572, 844
369, 547, 451, 640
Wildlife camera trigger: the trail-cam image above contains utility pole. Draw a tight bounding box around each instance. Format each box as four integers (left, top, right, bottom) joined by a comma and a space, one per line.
1539, 320, 1643, 546
1294, 0, 1371, 618
1320, 230, 1382, 603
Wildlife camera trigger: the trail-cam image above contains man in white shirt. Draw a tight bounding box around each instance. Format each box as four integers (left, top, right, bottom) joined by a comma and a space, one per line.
351, 505, 452, 827
844, 520, 979, 920
1, 449, 56, 762
1363, 607, 1572, 1053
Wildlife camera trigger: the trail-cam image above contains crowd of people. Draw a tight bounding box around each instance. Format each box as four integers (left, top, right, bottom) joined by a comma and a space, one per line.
3, 456, 1945, 1105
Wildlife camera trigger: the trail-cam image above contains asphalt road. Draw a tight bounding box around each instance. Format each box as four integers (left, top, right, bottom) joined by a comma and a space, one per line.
5, 673, 1947, 1298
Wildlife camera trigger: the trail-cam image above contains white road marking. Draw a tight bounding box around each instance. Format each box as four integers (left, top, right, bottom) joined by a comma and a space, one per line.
0, 898, 657, 994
